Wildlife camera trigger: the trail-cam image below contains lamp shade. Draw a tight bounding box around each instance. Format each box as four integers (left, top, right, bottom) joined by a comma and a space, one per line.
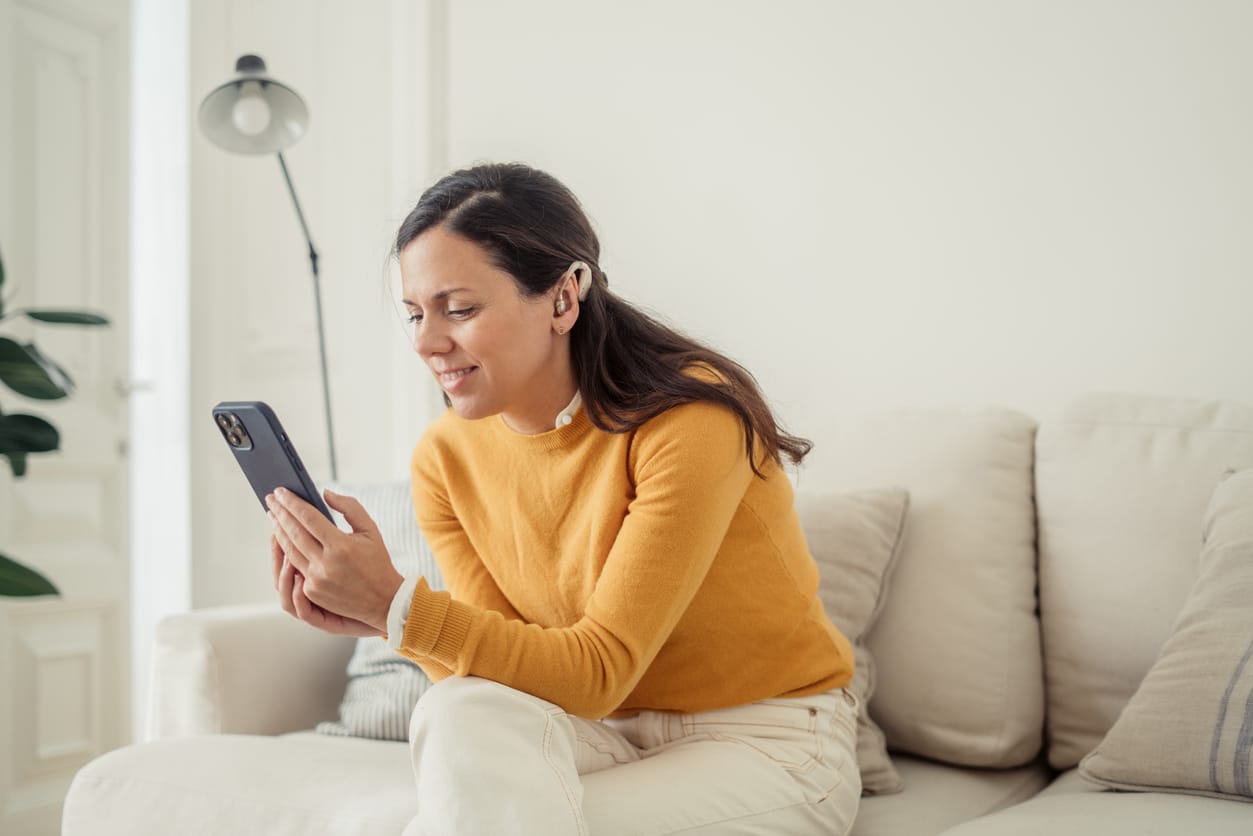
199, 54, 308, 155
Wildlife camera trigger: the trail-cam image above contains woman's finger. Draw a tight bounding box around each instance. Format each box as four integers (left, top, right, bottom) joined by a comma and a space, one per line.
271, 513, 311, 574
277, 558, 299, 618
272, 488, 339, 545
291, 574, 326, 628
270, 533, 283, 590
323, 490, 379, 536
267, 495, 325, 562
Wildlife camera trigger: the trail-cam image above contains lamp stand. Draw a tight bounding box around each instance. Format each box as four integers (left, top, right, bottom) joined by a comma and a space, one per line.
276, 150, 338, 480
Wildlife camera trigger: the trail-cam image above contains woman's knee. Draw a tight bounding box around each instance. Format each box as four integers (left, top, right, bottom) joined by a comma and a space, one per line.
409, 676, 554, 742
417, 674, 499, 710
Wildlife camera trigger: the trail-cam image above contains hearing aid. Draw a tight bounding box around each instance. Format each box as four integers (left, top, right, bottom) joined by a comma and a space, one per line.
555, 261, 593, 315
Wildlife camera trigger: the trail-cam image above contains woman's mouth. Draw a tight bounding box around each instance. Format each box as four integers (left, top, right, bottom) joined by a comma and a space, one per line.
438, 366, 479, 391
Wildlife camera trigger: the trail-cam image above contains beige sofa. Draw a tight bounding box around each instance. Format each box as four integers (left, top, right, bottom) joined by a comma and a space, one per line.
63, 392, 1253, 834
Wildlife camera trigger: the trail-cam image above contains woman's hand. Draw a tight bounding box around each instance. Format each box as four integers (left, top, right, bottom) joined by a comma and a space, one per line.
271, 534, 381, 637
267, 488, 404, 637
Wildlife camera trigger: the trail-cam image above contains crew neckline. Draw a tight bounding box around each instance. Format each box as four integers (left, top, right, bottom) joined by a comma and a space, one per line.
494, 392, 589, 449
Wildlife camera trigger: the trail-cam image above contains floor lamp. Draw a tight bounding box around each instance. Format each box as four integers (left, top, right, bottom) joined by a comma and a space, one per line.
198, 54, 338, 479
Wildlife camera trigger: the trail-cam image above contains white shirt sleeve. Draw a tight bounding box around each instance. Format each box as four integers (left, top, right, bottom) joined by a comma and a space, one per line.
386, 574, 421, 649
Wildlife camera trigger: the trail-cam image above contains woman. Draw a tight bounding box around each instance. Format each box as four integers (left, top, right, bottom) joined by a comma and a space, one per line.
266, 162, 860, 835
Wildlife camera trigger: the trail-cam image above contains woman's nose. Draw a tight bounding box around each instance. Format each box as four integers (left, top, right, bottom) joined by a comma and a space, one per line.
414, 319, 452, 358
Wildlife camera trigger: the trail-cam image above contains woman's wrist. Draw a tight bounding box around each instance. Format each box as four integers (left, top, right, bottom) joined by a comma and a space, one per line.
385, 573, 420, 646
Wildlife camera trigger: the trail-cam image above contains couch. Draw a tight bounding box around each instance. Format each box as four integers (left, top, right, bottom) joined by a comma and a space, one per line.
62, 391, 1253, 834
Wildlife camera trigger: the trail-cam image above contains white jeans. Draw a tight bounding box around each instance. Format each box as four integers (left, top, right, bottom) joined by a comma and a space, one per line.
403, 677, 861, 835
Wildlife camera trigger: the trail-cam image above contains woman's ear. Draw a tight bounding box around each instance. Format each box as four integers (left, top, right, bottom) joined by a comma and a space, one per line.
552, 272, 580, 334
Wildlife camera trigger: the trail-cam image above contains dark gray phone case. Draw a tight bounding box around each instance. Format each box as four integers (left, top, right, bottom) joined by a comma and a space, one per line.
212, 400, 333, 520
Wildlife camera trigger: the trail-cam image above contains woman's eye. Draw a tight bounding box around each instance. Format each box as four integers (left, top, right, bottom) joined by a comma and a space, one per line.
406, 313, 423, 325
448, 307, 476, 319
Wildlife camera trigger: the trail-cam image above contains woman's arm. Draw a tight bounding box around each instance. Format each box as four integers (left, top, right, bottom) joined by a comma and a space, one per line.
265, 446, 523, 645
408, 467, 525, 623
404, 400, 754, 718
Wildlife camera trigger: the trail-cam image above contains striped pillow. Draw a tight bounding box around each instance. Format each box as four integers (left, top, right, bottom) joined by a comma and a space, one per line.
1079, 468, 1253, 801
315, 480, 443, 740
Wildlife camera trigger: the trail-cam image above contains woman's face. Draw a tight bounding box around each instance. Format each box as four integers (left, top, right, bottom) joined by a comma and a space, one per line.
399, 226, 575, 434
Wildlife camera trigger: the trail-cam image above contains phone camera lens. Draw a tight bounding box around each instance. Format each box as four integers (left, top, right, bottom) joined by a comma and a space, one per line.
227, 430, 243, 447
215, 414, 231, 430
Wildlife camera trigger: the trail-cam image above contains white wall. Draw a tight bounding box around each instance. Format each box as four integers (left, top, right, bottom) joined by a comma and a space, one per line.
186, 1, 1253, 605
440, 0, 1253, 474
188, 0, 439, 607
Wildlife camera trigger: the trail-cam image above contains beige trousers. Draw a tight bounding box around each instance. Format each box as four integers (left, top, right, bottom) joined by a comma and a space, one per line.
403, 676, 861, 835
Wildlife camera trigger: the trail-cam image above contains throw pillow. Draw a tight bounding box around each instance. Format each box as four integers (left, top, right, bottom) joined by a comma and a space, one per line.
796, 487, 910, 795
316, 480, 442, 740
1078, 468, 1253, 802
821, 409, 1043, 769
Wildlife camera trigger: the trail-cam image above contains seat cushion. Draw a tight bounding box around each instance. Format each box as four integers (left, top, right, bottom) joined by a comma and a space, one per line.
62, 734, 416, 836
939, 769, 1253, 835
64, 735, 1054, 836
850, 755, 1052, 836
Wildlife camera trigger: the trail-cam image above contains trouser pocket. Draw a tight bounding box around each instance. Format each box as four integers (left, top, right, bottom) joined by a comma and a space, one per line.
680, 699, 824, 771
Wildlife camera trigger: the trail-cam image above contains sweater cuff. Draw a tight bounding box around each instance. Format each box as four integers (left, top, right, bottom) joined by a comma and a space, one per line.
401, 577, 476, 668
385, 574, 420, 650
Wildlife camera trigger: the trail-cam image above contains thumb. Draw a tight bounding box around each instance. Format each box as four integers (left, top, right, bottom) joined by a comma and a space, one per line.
323, 490, 379, 536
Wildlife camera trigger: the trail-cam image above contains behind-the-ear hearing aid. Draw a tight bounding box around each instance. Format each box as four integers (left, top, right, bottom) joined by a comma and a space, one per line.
570, 261, 593, 300
554, 261, 592, 315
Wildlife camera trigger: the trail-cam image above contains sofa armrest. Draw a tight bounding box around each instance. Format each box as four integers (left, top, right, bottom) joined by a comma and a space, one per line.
146, 603, 356, 740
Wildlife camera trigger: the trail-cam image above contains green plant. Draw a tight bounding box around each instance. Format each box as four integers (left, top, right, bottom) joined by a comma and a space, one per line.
0, 246, 109, 596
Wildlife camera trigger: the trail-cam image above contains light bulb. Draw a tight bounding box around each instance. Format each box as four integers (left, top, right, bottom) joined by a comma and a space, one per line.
231, 81, 271, 136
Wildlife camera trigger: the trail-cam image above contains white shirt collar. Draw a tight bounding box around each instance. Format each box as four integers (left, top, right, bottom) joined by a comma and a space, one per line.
555, 391, 582, 429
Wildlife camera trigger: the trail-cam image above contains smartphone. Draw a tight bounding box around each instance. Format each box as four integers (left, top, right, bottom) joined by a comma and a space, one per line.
212, 401, 333, 521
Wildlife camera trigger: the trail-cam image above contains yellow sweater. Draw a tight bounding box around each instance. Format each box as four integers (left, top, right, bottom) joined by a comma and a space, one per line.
401, 399, 854, 719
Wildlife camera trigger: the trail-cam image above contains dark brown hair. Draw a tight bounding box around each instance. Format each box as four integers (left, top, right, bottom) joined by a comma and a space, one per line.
394, 162, 811, 475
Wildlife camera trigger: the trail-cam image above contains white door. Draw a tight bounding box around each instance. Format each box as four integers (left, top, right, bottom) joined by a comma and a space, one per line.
0, 0, 130, 832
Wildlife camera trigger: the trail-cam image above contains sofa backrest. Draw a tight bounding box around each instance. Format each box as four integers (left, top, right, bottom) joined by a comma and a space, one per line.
1034, 392, 1253, 769
817, 408, 1044, 769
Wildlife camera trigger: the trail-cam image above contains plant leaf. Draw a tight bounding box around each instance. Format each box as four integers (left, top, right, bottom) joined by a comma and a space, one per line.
0, 553, 59, 596
0, 413, 59, 453
3, 450, 27, 476
28, 343, 75, 392
0, 337, 72, 399
24, 309, 110, 326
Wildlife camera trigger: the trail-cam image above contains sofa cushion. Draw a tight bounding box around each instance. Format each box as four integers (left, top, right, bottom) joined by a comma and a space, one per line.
63, 734, 417, 836
1035, 393, 1253, 769
819, 409, 1043, 768
796, 487, 910, 794
850, 755, 1052, 836
938, 768, 1253, 835
1078, 468, 1253, 801
317, 481, 441, 740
